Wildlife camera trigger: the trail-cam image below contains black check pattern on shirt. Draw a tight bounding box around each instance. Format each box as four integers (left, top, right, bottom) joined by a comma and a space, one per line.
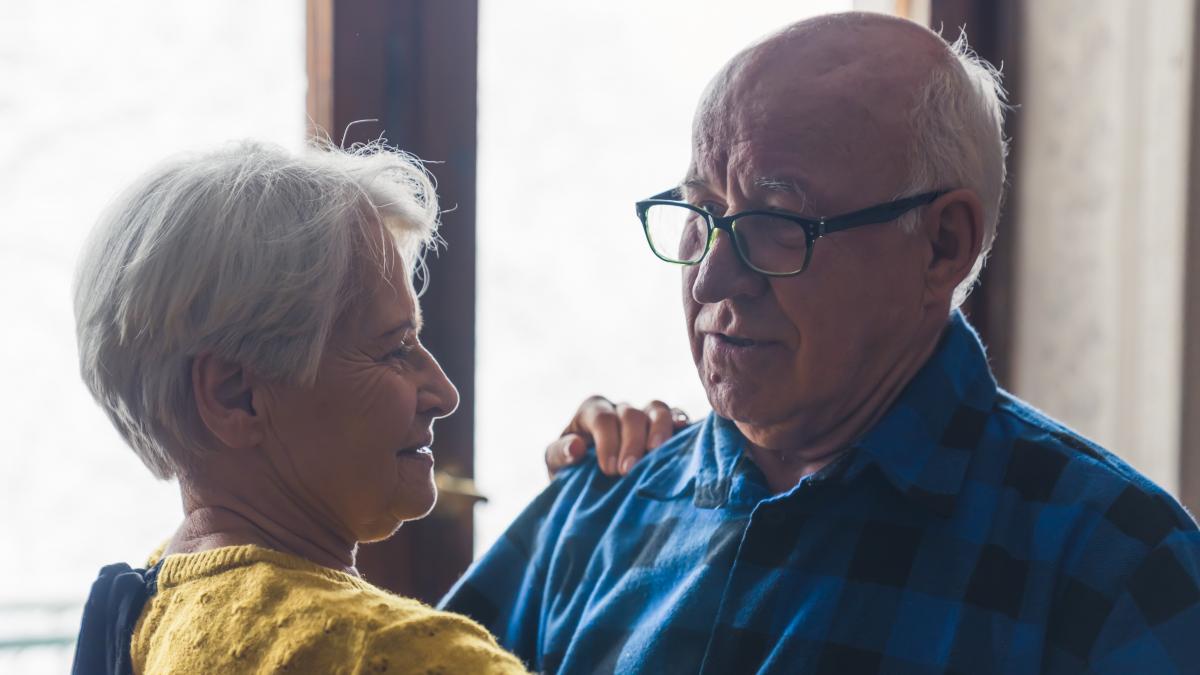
442, 313, 1200, 674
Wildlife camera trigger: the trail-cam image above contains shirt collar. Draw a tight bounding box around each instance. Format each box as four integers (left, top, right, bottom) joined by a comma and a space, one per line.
845, 310, 997, 516
636, 310, 996, 516
634, 414, 746, 506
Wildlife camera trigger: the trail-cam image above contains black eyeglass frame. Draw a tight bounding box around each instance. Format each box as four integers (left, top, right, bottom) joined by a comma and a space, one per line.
635, 188, 948, 276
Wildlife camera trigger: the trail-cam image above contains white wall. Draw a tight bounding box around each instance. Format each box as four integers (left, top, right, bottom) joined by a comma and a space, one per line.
1012, 0, 1195, 492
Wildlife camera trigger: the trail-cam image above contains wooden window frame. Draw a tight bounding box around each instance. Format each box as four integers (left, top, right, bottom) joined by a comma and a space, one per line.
306, 0, 480, 603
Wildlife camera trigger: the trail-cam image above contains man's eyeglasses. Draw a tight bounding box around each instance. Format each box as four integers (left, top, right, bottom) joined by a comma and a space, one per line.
635, 189, 946, 276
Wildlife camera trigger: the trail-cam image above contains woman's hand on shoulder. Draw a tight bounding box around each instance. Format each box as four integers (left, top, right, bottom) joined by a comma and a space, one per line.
545, 396, 689, 479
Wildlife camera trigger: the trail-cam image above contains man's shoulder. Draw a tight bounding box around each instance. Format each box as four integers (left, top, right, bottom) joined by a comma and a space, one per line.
438, 422, 704, 647
472, 420, 702, 575
554, 419, 704, 503
988, 389, 1198, 541
988, 392, 1200, 665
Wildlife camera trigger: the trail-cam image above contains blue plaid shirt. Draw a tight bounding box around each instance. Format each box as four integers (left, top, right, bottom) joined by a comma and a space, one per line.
443, 313, 1200, 673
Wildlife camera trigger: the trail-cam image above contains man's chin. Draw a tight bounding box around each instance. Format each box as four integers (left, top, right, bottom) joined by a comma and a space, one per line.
705, 380, 795, 428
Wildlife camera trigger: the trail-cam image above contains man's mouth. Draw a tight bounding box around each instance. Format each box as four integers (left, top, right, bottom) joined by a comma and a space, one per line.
716, 333, 759, 348
704, 333, 779, 365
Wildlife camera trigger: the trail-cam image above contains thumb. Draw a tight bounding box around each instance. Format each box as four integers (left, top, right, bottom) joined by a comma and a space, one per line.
545, 434, 586, 477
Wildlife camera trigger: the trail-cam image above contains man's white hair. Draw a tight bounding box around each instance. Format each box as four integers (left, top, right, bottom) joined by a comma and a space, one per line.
73, 140, 440, 480
898, 32, 1009, 308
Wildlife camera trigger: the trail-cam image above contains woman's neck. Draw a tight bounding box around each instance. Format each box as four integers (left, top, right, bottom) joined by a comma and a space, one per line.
167, 479, 359, 575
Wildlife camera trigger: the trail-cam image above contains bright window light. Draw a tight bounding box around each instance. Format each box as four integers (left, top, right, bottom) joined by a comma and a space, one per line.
0, 2, 304, 670
475, 0, 854, 553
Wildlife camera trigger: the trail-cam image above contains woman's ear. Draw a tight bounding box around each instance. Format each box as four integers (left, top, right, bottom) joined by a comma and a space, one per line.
192, 352, 262, 449
921, 188, 985, 306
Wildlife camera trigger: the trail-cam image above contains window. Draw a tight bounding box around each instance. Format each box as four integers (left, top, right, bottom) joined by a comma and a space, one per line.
475, 0, 854, 551
0, 2, 304, 668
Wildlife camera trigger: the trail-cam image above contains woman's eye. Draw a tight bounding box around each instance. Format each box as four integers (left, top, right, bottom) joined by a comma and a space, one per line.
385, 343, 416, 361
699, 202, 724, 215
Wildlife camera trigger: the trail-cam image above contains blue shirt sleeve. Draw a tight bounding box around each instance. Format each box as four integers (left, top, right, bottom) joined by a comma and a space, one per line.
440, 459, 602, 668
1041, 473, 1200, 673
1088, 530, 1200, 673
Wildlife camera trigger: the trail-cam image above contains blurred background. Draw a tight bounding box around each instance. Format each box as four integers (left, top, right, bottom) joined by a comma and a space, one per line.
3, 0, 1199, 670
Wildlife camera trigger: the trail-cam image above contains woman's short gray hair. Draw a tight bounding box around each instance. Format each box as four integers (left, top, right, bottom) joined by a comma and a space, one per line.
74, 140, 440, 480
898, 32, 1009, 308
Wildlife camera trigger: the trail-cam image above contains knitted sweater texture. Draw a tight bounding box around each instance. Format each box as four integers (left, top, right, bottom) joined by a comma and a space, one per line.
129, 544, 529, 674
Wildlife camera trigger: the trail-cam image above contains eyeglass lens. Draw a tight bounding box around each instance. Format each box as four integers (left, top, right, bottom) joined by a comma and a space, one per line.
643, 203, 809, 274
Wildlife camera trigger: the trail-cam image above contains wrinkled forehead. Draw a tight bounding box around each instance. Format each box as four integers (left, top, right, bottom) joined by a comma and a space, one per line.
688, 23, 937, 207
336, 230, 422, 343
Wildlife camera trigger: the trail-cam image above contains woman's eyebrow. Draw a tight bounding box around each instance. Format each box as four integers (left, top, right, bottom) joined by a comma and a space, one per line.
376, 315, 422, 341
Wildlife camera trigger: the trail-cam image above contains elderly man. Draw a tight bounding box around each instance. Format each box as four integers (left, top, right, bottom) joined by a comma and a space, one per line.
443, 12, 1200, 674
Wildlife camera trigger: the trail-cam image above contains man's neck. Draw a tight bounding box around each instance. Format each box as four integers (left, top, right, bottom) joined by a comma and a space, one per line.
741, 319, 946, 494
166, 468, 359, 575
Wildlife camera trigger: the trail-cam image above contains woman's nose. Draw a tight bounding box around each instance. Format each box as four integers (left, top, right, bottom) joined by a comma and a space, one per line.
421, 357, 460, 420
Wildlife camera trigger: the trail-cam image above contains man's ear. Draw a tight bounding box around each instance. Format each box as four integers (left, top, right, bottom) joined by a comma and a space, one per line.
921, 188, 985, 306
192, 352, 262, 449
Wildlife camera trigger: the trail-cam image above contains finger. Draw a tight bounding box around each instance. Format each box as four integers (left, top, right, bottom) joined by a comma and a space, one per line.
616, 403, 649, 476
644, 400, 675, 449
545, 434, 585, 477
562, 395, 614, 436
581, 403, 621, 475
671, 407, 690, 429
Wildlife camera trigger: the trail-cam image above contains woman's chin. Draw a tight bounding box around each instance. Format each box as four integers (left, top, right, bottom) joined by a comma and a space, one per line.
358, 489, 439, 543
405, 488, 438, 522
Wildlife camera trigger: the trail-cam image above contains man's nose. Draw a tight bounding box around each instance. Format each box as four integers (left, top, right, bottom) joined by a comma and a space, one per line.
691, 228, 765, 304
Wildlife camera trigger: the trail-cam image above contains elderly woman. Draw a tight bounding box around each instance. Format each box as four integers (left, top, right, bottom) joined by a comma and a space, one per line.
68, 140, 563, 674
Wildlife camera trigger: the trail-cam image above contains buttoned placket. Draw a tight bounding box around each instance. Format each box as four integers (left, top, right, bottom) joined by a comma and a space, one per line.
697, 467, 839, 675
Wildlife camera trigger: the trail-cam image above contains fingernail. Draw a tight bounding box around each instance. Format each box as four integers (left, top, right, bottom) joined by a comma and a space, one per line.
620, 457, 635, 474
562, 443, 575, 462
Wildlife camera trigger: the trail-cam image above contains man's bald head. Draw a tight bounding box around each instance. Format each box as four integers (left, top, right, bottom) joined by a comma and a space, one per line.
696, 12, 951, 165
733, 11, 953, 88
689, 12, 1006, 304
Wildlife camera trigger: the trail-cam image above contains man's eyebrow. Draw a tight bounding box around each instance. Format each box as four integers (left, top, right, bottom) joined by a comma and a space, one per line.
753, 176, 810, 212
676, 177, 707, 197
753, 176, 803, 195
679, 176, 806, 194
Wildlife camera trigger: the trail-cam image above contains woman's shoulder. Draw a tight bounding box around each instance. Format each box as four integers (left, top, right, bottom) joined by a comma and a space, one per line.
350, 597, 529, 674
134, 544, 528, 673
304, 569, 530, 673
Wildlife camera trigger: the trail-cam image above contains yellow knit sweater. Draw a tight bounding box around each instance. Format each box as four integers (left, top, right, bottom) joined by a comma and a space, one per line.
129, 544, 529, 674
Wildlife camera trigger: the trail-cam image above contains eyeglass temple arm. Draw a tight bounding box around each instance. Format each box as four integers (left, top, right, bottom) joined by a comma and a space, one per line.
819, 191, 947, 235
